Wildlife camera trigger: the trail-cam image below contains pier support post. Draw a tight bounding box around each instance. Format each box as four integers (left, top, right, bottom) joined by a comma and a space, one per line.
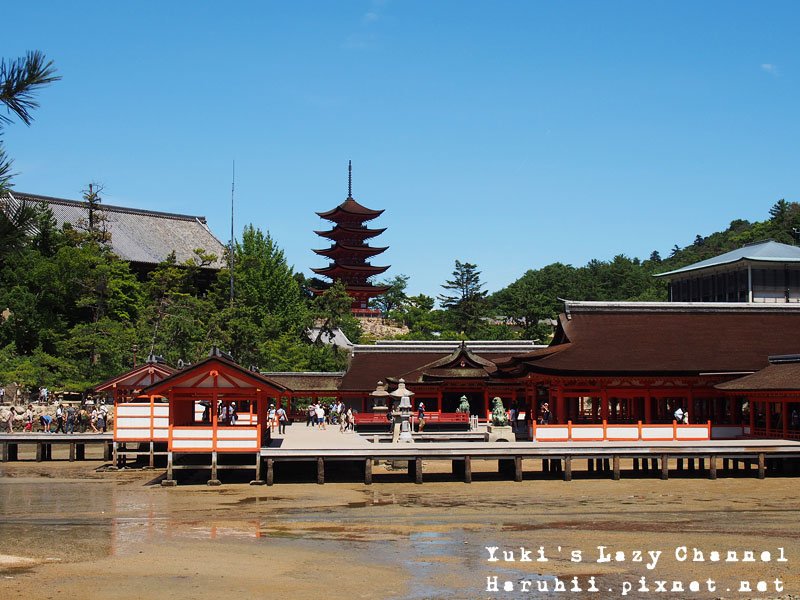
364, 458, 372, 485
650, 458, 658, 471
708, 455, 717, 480
563, 456, 572, 482
149, 442, 155, 469
542, 458, 550, 473
587, 458, 594, 473
660, 455, 669, 480
514, 456, 523, 482
8, 443, 17, 461
612, 455, 620, 481
112, 441, 117, 467
250, 455, 265, 485
103, 442, 112, 462
688, 458, 696, 472
409, 457, 422, 484
69, 443, 76, 462
602, 458, 610, 472
161, 451, 177, 486
317, 457, 325, 485
464, 456, 472, 483
264, 458, 274, 486
208, 451, 221, 486
36, 442, 43, 462
677, 458, 684, 472
632, 458, 640, 472
76, 444, 85, 460
757, 453, 766, 479
1, 442, 7, 462
723, 457, 730, 472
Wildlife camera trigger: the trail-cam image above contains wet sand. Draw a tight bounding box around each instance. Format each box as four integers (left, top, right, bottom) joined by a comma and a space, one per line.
0, 459, 798, 599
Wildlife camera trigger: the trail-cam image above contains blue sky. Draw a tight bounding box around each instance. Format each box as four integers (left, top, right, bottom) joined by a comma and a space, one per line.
4, 1, 799, 296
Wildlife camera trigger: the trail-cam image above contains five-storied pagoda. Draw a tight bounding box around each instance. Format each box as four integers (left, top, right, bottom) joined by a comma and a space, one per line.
312, 162, 390, 313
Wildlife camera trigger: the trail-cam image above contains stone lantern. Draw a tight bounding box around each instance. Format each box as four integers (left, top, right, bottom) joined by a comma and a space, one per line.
390, 379, 415, 443
370, 381, 390, 419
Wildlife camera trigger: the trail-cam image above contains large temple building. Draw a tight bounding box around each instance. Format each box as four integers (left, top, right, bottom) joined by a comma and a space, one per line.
312, 162, 390, 313
656, 239, 800, 303
1, 191, 227, 278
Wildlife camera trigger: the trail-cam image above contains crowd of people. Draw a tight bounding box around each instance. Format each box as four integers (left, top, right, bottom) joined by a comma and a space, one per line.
1, 402, 110, 434
305, 400, 355, 433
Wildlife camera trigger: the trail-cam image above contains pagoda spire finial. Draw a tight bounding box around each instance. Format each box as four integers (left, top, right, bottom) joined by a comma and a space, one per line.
347, 160, 352, 199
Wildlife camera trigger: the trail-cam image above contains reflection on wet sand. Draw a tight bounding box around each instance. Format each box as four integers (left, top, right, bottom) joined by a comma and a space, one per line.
0, 463, 799, 599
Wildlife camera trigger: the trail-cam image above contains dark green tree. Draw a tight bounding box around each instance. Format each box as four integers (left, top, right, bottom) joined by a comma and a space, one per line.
438, 260, 488, 335
372, 274, 409, 316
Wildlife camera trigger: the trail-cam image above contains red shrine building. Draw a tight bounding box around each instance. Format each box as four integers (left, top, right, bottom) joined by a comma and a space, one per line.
312, 162, 390, 313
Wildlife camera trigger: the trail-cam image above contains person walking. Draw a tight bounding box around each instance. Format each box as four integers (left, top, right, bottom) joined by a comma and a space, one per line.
417, 402, 426, 433
277, 405, 287, 435
54, 403, 65, 433
315, 404, 326, 430
23, 404, 34, 432
66, 404, 76, 434
306, 403, 315, 427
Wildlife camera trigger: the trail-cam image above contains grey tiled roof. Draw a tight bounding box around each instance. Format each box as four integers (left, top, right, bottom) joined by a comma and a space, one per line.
4, 192, 227, 268
655, 240, 800, 278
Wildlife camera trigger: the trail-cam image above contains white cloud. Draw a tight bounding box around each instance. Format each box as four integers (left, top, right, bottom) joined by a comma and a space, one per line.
761, 63, 779, 76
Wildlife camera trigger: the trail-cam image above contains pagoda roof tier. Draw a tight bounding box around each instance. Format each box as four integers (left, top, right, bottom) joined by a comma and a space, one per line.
313, 243, 388, 259
317, 197, 384, 223
309, 284, 391, 297
314, 225, 387, 241
311, 263, 390, 278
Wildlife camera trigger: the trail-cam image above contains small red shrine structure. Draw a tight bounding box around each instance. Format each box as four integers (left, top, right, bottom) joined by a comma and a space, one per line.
93, 356, 175, 403
312, 161, 390, 311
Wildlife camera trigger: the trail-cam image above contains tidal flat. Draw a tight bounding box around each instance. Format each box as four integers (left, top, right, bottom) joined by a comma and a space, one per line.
0, 459, 798, 600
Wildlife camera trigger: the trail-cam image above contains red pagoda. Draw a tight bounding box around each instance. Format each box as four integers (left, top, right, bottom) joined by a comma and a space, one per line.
312, 162, 390, 312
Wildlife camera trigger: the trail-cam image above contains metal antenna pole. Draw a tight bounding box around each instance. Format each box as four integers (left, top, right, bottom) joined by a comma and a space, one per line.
230, 160, 235, 307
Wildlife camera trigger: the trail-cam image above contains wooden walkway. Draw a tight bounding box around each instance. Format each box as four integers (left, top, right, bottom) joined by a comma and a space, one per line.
0, 433, 114, 462
250, 428, 800, 485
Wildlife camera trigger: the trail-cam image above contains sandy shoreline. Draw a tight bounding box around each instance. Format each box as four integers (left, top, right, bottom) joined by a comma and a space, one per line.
0, 460, 798, 599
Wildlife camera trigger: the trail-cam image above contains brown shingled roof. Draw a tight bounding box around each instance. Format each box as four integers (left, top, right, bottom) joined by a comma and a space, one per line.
499, 304, 800, 376
341, 350, 513, 391
5, 192, 227, 268
716, 360, 800, 391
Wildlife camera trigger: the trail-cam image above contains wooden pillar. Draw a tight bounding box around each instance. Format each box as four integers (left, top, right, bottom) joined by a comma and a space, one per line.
266, 458, 274, 486
464, 456, 472, 483
782, 400, 789, 439
708, 455, 717, 480
563, 456, 572, 481
251, 454, 263, 484
483, 390, 490, 419
644, 392, 652, 424
514, 456, 522, 482
36, 442, 43, 462
765, 402, 772, 434
69, 443, 76, 462
555, 389, 565, 424
162, 451, 176, 486
413, 457, 423, 484
632, 457, 640, 471
749, 398, 756, 435
600, 391, 609, 422
149, 442, 155, 468
104, 442, 112, 462
317, 457, 325, 485
612, 455, 620, 481
757, 453, 766, 479
208, 451, 221, 486
660, 454, 669, 480
0, 442, 7, 462
364, 458, 372, 485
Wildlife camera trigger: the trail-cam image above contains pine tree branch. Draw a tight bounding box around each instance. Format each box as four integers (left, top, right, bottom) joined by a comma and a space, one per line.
0, 51, 60, 127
